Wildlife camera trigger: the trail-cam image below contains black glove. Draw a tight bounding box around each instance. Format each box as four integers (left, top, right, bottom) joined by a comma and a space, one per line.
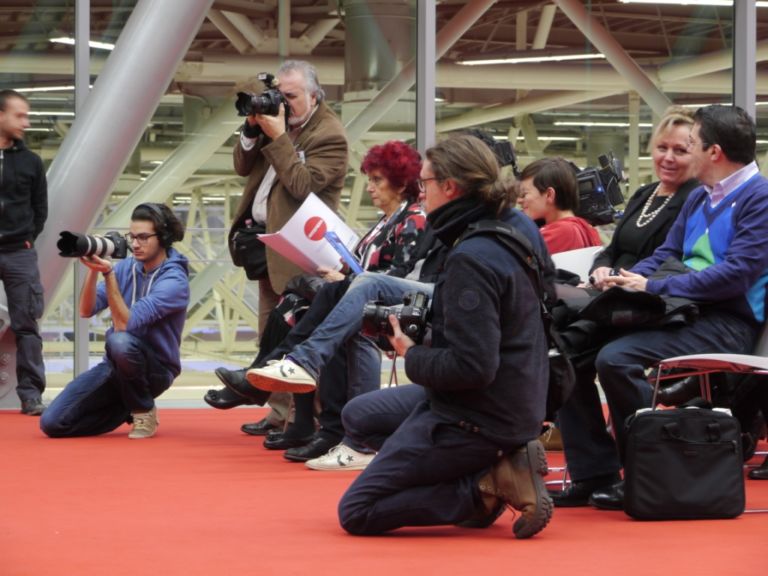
241, 119, 262, 139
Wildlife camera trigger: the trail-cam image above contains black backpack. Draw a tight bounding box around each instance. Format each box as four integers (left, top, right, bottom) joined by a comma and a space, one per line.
459, 220, 576, 421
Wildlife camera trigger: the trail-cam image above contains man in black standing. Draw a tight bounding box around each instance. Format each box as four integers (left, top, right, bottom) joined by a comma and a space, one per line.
0, 89, 48, 415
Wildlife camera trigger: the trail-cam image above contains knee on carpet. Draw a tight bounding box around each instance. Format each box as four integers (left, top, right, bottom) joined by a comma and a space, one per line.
338, 495, 376, 536
39, 411, 69, 437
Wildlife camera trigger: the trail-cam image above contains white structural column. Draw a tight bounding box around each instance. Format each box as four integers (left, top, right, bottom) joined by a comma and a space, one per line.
734, 0, 756, 119
72, 0, 91, 375
417, 0, 437, 154
553, 0, 671, 116
39, 0, 215, 310
344, 0, 498, 144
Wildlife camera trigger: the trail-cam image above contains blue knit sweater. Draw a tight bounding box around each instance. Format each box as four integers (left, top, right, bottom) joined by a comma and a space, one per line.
632, 173, 768, 325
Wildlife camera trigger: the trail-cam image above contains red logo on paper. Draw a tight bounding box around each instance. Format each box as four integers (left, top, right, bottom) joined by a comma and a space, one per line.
304, 216, 327, 241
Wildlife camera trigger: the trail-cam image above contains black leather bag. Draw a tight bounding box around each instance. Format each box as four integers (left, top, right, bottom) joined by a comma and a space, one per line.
624, 406, 744, 520
231, 222, 268, 280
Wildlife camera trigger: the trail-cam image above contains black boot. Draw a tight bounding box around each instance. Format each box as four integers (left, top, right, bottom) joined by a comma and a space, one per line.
656, 376, 701, 406
749, 455, 768, 480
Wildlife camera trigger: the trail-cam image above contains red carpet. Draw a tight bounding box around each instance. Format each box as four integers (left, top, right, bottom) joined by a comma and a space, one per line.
1, 408, 765, 576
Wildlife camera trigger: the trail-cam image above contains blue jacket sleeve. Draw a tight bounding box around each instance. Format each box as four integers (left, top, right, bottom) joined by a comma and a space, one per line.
644, 188, 768, 301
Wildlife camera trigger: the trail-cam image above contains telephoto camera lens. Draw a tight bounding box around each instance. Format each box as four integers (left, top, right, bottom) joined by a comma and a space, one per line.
57, 231, 130, 259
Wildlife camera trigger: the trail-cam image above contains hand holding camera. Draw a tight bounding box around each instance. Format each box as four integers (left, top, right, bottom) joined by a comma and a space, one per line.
362, 291, 431, 353
79, 254, 112, 276
236, 72, 291, 139
386, 314, 416, 357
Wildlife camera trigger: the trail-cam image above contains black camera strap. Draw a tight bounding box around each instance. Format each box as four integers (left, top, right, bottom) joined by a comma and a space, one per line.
458, 220, 575, 419
458, 220, 553, 314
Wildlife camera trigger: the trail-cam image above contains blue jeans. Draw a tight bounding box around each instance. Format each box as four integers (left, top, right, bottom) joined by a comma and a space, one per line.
289, 272, 433, 380
0, 248, 46, 402
40, 332, 174, 437
338, 385, 502, 535
558, 310, 756, 481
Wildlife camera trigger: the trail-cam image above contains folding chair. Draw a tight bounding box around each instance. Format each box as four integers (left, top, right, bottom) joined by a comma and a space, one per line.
650, 325, 768, 406
550, 245, 604, 284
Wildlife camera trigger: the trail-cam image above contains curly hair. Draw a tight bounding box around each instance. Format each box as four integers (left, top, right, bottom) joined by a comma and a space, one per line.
361, 141, 422, 202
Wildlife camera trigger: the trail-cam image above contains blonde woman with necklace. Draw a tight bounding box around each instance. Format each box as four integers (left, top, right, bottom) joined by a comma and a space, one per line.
589, 107, 698, 290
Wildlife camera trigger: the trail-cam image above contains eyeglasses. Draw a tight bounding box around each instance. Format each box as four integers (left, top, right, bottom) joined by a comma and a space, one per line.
125, 233, 158, 245
417, 177, 441, 192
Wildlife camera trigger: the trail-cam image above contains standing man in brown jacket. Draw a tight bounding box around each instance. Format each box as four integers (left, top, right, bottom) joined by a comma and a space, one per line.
224, 60, 348, 431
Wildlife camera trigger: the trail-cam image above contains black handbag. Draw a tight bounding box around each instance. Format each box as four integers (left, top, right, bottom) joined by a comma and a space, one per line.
623, 406, 745, 520
231, 222, 268, 280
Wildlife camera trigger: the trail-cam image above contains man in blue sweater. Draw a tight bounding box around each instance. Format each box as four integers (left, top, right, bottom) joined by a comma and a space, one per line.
552, 105, 768, 509
41, 204, 189, 439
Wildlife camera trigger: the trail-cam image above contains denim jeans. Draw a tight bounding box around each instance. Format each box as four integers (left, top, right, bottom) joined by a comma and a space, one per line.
0, 248, 46, 402
289, 272, 433, 380
558, 310, 756, 481
342, 383, 426, 451
314, 334, 382, 443
40, 332, 174, 437
338, 385, 502, 535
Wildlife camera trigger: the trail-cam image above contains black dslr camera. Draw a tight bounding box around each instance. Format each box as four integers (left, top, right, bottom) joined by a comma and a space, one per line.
362, 291, 431, 351
575, 152, 626, 226
57, 231, 130, 259
235, 72, 289, 118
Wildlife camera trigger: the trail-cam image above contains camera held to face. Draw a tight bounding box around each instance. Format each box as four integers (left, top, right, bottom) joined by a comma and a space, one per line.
57, 231, 130, 259
361, 291, 431, 351
235, 72, 290, 118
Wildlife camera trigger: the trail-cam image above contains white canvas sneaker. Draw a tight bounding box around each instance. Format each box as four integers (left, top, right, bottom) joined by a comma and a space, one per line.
305, 443, 375, 471
246, 357, 317, 393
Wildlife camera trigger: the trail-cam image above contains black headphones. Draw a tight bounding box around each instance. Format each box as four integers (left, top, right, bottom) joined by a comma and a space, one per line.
135, 202, 173, 248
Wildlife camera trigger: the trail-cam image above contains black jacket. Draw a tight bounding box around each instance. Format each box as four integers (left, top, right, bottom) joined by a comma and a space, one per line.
404, 197, 550, 448
591, 178, 698, 272
0, 139, 47, 249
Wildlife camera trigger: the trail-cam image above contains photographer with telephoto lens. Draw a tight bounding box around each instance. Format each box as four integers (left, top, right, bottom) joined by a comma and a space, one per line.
41, 204, 188, 439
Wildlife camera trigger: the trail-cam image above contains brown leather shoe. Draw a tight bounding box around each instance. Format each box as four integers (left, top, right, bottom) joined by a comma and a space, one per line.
477, 439, 553, 539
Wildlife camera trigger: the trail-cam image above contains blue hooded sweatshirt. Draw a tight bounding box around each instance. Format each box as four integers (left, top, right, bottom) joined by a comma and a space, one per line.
90, 248, 190, 377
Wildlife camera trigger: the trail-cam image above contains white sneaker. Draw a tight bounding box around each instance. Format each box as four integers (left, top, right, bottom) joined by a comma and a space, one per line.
128, 407, 158, 439
305, 443, 375, 471
246, 357, 317, 393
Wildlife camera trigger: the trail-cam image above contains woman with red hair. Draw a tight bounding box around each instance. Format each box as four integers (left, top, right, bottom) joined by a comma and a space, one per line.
207, 141, 426, 463
337, 140, 425, 276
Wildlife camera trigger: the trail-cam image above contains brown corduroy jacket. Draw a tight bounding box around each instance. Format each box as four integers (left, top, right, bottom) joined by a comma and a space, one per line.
229, 101, 348, 293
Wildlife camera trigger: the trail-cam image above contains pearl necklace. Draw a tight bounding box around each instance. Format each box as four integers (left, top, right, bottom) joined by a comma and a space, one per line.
636, 184, 674, 228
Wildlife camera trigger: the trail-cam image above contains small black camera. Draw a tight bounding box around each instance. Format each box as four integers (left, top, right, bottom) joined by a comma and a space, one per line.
235, 72, 289, 118
57, 231, 130, 259
361, 291, 431, 351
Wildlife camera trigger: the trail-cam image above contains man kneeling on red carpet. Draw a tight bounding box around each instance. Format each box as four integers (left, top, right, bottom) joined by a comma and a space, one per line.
335, 134, 554, 539
40, 203, 189, 439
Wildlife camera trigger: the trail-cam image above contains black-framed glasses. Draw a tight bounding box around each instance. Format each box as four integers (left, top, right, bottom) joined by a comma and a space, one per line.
417, 177, 440, 192
125, 233, 158, 245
